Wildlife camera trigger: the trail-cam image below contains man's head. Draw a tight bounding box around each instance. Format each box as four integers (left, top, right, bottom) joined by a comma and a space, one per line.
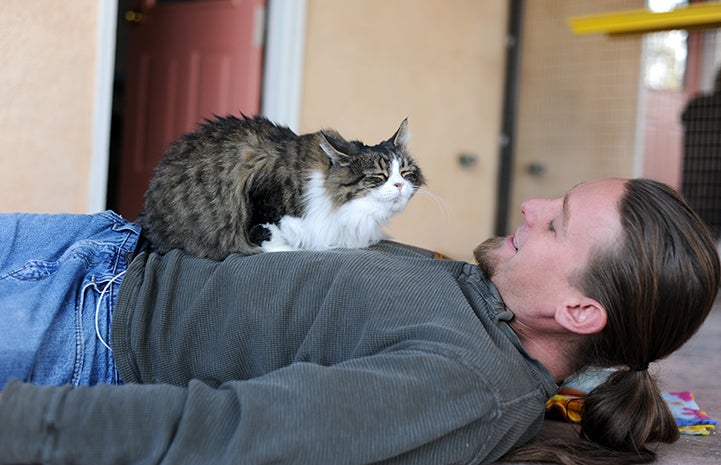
491, 178, 720, 465
475, 177, 720, 370
475, 178, 625, 337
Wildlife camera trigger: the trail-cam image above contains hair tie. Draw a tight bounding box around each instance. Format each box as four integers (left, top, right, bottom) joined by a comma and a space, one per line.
631, 363, 649, 372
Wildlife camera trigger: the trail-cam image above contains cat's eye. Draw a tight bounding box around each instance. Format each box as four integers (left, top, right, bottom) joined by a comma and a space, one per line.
401, 170, 417, 183
366, 174, 387, 186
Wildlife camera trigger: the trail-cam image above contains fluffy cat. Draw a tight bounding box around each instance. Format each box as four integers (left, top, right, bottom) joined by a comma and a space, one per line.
136, 115, 425, 260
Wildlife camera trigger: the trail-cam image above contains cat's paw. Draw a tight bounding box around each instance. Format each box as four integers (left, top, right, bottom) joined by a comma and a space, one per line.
260, 224, 297, 253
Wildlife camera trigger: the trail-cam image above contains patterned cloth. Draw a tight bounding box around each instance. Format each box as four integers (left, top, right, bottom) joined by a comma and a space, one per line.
663, 391, 717, 435
545, 367, 717, 435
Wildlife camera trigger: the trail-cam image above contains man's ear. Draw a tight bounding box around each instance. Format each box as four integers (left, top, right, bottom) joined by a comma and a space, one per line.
554, 298, 607, 335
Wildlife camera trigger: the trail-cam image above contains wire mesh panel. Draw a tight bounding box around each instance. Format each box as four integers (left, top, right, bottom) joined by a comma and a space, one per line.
508, 0, 645, 231
681, 66, 721, 240
510, 0, 721, 240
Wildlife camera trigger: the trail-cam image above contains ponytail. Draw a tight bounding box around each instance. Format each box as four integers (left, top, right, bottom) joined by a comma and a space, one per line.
500, 369, 677, 465
581, 369, 678, 452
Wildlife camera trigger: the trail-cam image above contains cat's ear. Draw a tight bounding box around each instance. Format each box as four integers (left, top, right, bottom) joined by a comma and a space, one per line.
390, 118, 411, 147
319, 132, 352, 165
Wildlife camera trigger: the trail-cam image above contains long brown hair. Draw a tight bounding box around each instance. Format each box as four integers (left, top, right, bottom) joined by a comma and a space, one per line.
503, 178, 721, 464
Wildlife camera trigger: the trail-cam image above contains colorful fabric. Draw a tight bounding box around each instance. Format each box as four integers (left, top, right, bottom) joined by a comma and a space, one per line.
545, 367, 717, 436
663, 391, 717, 435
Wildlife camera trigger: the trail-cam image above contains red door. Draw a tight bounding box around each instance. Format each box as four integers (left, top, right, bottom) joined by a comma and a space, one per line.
116, 0, 265, 220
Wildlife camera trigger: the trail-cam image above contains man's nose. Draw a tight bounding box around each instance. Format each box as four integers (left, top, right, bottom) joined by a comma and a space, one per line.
520, 198, 556, 227
520, 199, 539, 226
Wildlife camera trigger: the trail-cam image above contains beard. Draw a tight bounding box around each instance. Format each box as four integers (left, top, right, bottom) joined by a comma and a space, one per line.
473, 237, 505, 278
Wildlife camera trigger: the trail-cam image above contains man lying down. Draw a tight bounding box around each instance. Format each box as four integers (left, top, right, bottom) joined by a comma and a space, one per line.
0, 177, 718, 465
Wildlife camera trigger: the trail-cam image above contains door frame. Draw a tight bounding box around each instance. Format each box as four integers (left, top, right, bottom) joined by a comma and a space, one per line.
89, 0, 307, 213
89, 0, 121, 213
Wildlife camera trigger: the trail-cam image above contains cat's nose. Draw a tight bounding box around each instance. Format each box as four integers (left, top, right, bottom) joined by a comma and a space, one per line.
394, 183, 403, 191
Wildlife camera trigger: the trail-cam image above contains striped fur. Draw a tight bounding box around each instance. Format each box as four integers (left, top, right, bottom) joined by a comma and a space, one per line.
137, 115, 424, 260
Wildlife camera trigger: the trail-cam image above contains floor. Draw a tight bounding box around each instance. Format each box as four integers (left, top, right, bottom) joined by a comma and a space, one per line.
654, 294, 721, 464
493, 294, 721, 465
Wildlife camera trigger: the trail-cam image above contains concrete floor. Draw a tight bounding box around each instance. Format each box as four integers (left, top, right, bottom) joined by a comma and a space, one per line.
493, 295, 721, 465
654, 294, 721, 464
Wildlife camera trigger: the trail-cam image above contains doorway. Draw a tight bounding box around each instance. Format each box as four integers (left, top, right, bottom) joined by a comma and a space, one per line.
108, 0, 266, 220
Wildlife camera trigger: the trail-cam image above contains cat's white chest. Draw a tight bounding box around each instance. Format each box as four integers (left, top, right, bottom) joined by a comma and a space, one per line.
260, 168, 411, 252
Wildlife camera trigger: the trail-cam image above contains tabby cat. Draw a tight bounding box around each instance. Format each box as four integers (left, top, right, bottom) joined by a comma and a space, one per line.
136, 115, 425, 260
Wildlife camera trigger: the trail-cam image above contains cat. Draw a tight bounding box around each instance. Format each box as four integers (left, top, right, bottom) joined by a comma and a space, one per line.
136, 114, 425, 260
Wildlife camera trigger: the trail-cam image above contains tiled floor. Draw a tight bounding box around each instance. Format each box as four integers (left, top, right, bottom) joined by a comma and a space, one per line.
494, 295, 721, 465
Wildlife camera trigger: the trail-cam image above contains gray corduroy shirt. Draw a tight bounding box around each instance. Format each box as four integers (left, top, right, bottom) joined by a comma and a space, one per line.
0, 241, 557, 465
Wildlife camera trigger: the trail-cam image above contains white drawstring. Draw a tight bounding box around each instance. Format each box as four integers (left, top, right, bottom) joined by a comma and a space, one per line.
95, 270, 126, 351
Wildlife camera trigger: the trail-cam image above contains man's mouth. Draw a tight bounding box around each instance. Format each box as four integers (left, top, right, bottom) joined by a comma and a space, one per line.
506, 234, 519, 252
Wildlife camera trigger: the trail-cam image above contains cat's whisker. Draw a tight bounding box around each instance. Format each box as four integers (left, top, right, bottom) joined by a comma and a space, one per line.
415, 187, 450, 220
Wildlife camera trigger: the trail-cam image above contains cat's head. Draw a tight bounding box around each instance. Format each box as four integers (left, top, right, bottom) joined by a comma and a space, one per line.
318, 119, 425, 215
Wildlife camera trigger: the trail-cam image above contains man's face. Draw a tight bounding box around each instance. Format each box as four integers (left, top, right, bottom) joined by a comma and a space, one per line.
474, 178, 625, 318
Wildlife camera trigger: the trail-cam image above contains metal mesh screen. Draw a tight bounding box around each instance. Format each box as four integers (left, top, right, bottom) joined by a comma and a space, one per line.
681, 71, 721, 239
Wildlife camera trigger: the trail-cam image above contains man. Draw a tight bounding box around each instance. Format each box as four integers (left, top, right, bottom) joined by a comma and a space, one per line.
0, 178, 718, 465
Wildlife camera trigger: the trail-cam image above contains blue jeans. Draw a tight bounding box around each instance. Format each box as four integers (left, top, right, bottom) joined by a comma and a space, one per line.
0, 211, 140, 388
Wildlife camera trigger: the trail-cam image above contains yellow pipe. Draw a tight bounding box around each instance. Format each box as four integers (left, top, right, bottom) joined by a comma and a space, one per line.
568, 2, 721, 36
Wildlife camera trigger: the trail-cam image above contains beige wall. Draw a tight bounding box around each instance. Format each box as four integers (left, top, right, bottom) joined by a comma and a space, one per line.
300, 0, 507, 260
0, 1, 99, 213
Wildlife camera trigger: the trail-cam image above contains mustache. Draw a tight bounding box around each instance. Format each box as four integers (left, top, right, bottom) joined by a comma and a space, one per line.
473, 237, 505, 278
